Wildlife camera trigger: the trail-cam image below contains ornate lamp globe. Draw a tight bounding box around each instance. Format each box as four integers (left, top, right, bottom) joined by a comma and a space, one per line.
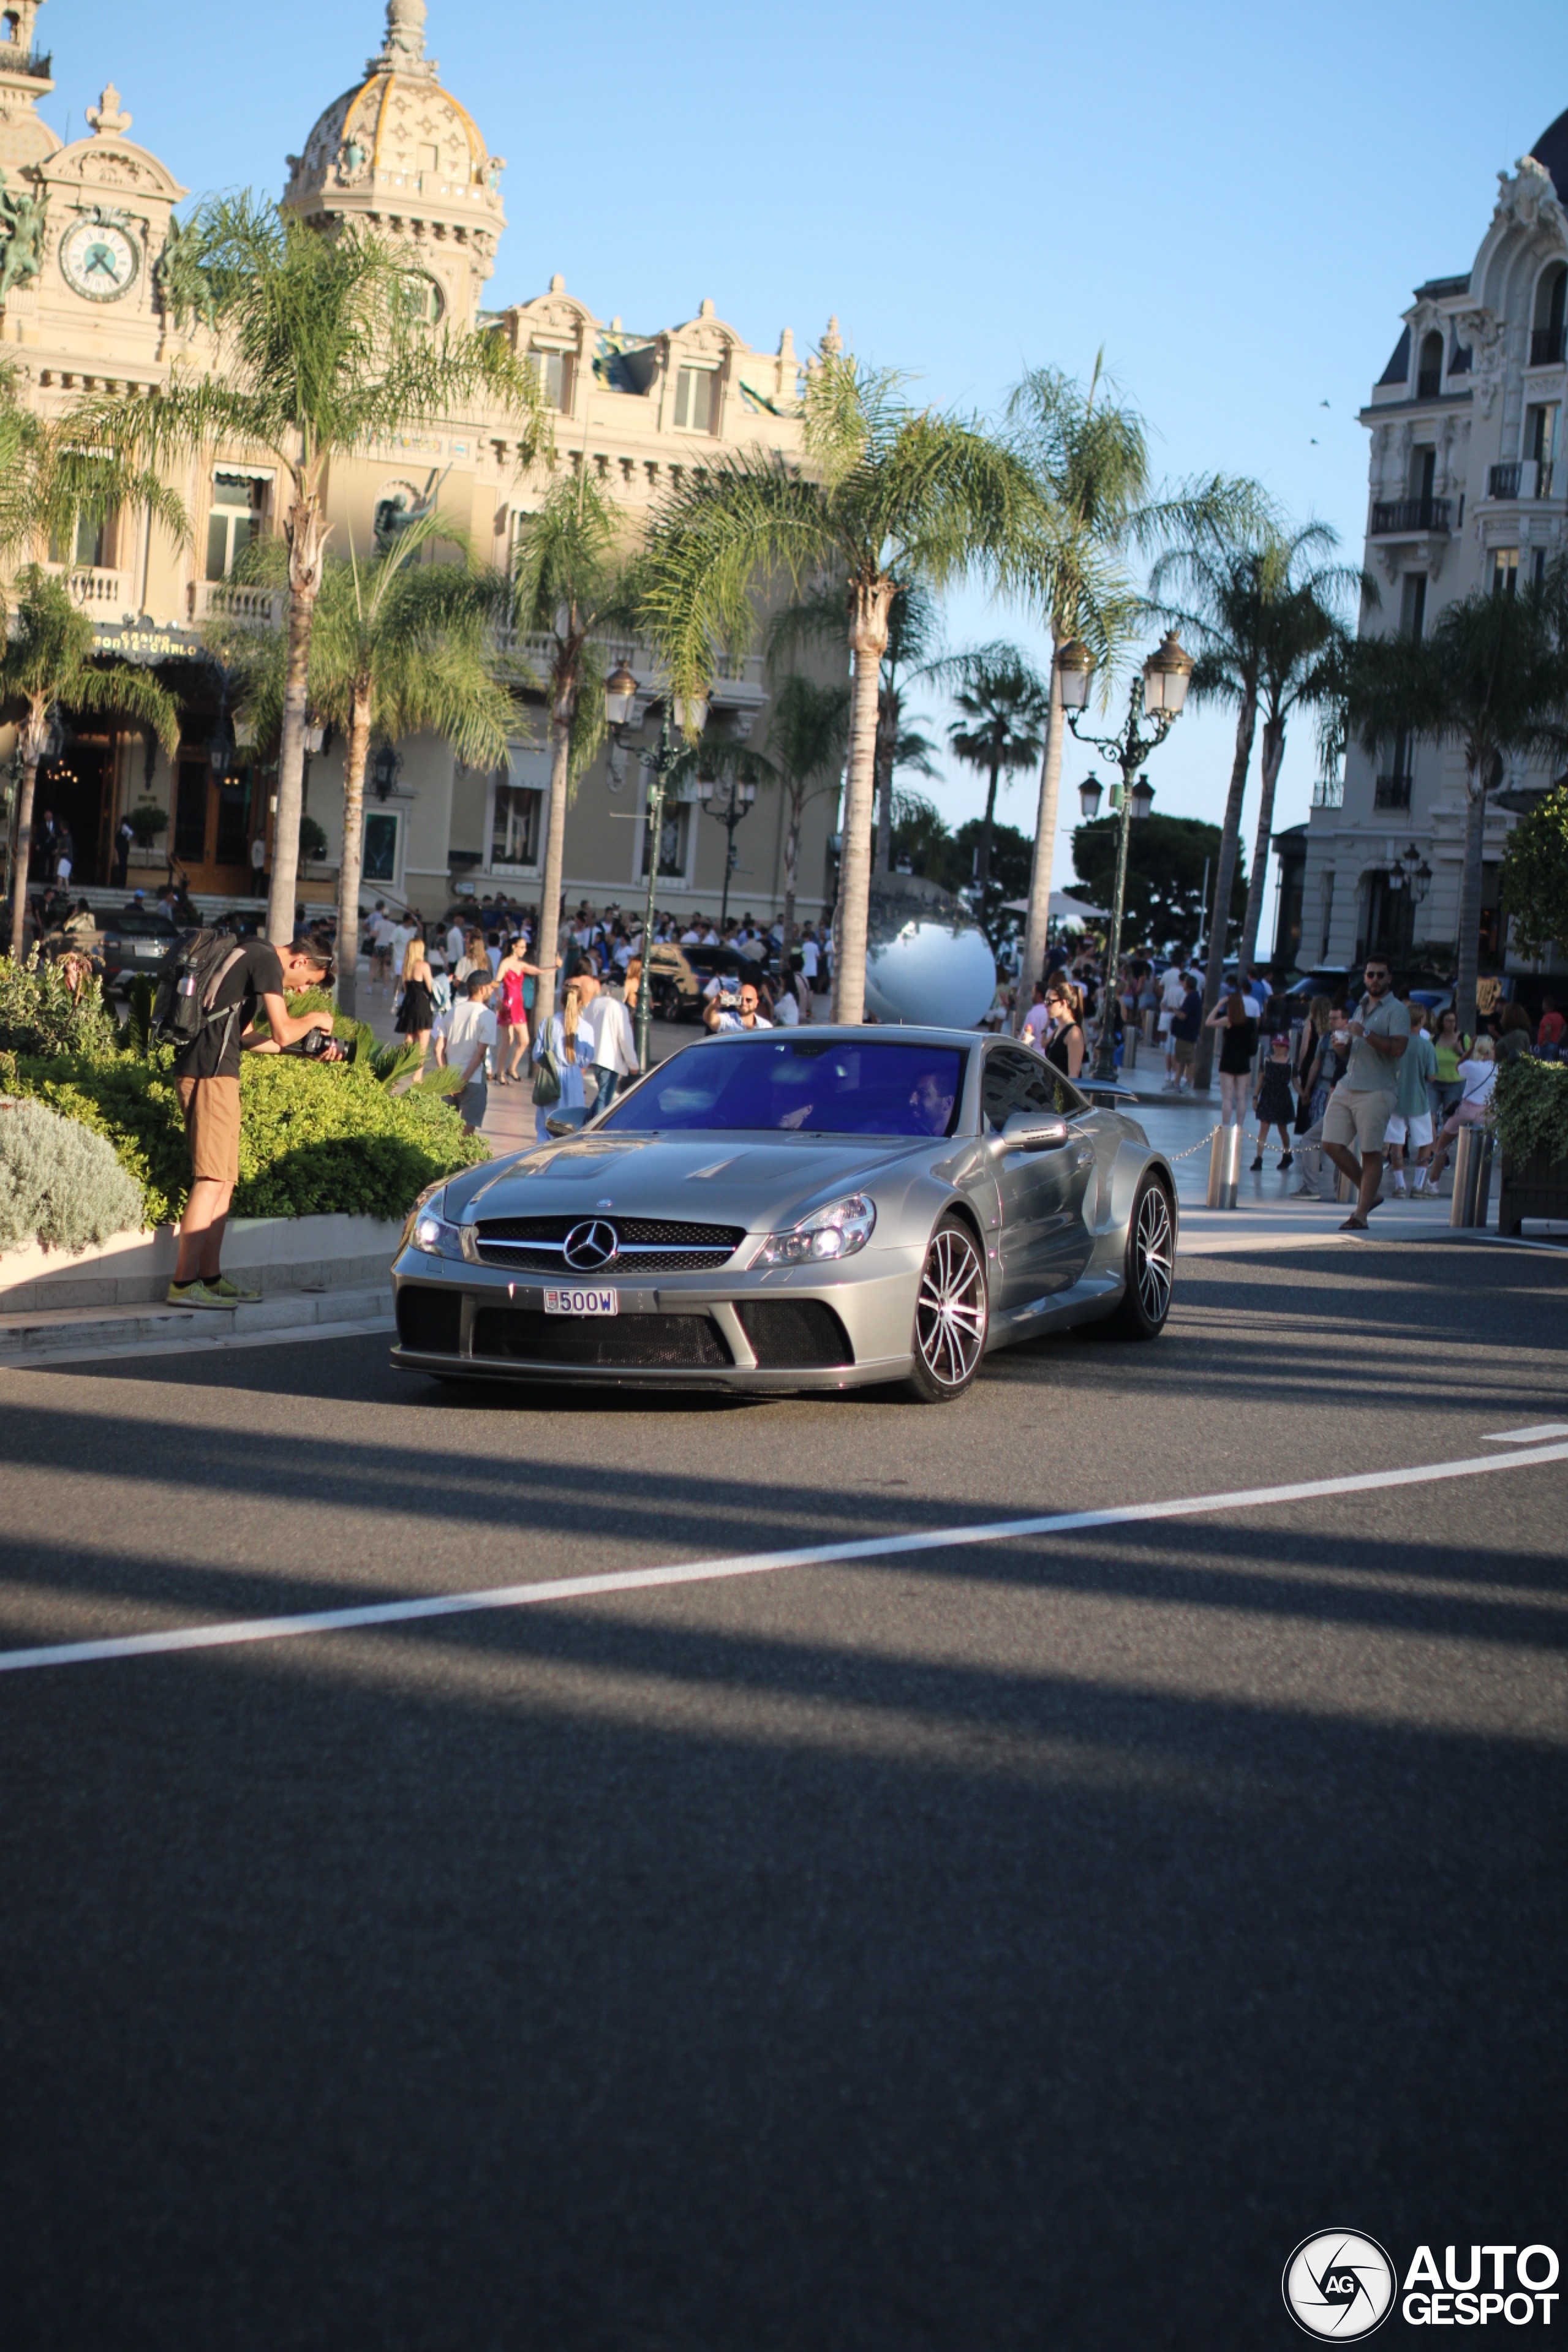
1055, 639, 1095, 712
604, 661, 636, 727
1142, 631, 1194, 717
1077, 773, 1103, 821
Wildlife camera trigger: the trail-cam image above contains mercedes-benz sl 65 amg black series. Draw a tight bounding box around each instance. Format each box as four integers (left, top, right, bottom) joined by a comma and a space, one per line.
391, 1028, 1177, 1402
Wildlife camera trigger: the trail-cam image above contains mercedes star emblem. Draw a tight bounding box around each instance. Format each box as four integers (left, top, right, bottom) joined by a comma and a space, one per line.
563, 1218, 619, 1270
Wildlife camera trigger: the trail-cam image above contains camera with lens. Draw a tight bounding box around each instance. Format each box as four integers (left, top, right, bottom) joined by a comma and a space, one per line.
282, 1023, 334, 1059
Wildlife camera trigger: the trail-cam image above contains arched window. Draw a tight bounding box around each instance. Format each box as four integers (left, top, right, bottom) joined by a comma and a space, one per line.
0, 14, 20, 45
1534, 265, 1567, 365
1416, 331, 1444, 400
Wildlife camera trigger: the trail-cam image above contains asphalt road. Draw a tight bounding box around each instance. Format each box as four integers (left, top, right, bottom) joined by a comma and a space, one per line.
2, 1238, 1566, 2349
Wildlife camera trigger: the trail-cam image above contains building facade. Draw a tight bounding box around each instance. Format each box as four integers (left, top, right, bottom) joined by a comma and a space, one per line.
0, 0, 843, 924
1302, 107, 1568, 984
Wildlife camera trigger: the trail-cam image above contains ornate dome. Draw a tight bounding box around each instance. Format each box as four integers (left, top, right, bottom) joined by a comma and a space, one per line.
285, 0, 502, 215
283, 2, 504, 323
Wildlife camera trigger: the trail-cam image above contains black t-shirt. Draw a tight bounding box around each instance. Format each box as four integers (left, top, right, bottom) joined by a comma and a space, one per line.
173, 939, 285, 1081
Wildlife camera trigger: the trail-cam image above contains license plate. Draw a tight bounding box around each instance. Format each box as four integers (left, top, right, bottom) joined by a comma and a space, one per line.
543, 1287, 618, 1316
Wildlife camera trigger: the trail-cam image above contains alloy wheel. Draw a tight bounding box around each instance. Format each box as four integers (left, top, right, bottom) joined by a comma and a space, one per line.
914, 1223, 988, 1391
1134, 1182, 1174, 1325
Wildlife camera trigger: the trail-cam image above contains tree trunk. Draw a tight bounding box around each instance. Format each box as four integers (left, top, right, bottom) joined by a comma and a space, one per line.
832, 579, 894, 1024
6, 736, 42, 961
1016, 645, 1065, 1031
781, 786, 801, 961
1453, 753, 1493, 1041
533, 685, 573, 1014
1194, 684, 1259, 1089
268, 491, 328, 945
334, 687, 372, 1017
873, 682, 896, 874
1238, 709, 1286, 977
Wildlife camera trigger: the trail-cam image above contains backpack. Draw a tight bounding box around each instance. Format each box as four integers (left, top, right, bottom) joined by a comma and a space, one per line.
149, 929, 249, 1052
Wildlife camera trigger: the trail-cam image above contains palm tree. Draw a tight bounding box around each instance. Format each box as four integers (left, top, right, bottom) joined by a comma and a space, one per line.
77, 194, 545, 943
0, 366, 187, 952
1148, 521, 1344, 1082
638, 349, 1046, 1022
1006, 362, 1266, 1027
766, 576, 941, 876
1237, 548, 1367, 973
1349, 571, 1568, 1036
763, 674, 848, 953
943, 645, 1050, 917
506, 467, 641, 998
209, 516, 515, 1012
3, 567, 180, 954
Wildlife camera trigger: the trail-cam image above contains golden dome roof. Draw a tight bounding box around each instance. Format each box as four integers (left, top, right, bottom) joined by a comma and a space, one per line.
286, 1, 502, 213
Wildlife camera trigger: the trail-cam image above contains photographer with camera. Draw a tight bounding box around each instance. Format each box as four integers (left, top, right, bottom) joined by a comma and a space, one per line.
704, 981, 772, 1034
168, 934, 344, 1309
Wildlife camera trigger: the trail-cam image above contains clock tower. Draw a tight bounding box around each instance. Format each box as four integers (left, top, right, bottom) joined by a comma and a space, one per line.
16, 82, 186, 362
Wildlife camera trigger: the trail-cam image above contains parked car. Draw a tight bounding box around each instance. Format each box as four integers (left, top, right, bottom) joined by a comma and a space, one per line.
98, 905, 182, 990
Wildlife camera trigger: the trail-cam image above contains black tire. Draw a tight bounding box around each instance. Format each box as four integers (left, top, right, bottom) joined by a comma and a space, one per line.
1102, 1174, 1175, 1340
905, 1213, 989, 1402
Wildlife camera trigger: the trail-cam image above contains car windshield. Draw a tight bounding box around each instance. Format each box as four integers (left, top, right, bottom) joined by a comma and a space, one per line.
600, 1038, 969, 1137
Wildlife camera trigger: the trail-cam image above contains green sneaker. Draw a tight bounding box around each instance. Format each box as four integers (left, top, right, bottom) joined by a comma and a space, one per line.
205, 1274, 261, 1303
166, 1280, 227, 1310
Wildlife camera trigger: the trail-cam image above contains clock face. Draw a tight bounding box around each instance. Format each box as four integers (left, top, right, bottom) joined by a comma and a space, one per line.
60, 218, 139, 302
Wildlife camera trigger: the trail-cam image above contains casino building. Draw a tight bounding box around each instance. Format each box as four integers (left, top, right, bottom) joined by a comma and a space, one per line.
0, 0, 840, 924
1298, 108, 1568, 990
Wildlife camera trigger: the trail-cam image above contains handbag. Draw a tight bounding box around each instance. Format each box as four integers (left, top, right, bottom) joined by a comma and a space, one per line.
532, 1043, 562, 1106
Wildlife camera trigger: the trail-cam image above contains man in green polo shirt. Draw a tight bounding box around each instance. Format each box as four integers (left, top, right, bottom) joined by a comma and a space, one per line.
1321, 957, 1410, 1231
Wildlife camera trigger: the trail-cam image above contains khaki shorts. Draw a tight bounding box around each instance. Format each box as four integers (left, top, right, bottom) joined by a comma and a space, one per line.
1323, 1085, 1395, 1155
176, 1074, 242, 1188
1172, 1036, 1196, 1068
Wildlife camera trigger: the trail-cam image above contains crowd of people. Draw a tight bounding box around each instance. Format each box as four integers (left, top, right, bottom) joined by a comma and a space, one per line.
1008, 940, 1555, 1231
354, 899, 832, 1139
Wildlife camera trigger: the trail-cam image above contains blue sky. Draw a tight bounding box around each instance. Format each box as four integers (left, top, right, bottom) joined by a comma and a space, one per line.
42, 0, 1568, 925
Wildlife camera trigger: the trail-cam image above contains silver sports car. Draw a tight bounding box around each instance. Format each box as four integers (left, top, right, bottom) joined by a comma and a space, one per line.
390, 1027, 1177, 1402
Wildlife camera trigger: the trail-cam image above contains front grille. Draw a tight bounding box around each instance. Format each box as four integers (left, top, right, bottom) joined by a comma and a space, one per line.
397, 1285, 463, 1355
736, 1300, 853, 1369
473, 1213, 745, 1275
471, 1308, 732, 1369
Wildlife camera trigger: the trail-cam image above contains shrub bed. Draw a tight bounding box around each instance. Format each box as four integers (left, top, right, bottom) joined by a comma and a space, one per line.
0, 1096, 146, 1254
0, 954, 489, 1234
4, 1049, 487, 1227
1492, 1055, 1568, 1172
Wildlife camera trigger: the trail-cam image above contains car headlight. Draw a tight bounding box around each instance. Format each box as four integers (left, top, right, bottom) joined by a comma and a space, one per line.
749, 1193, 876, 1269
404, 1185, 465, 1259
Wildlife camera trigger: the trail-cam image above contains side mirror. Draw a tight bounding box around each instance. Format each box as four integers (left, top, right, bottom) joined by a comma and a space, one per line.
544, 1108, 589, 1137
988, 1112, 1069, 1158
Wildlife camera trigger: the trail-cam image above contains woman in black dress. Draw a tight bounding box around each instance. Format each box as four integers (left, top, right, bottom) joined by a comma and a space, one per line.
1205, 989, 1258, 1131
394, 935, 435, 1071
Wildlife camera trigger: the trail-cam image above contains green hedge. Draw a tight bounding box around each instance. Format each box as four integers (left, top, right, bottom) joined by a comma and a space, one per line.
1493, 1055, 1568, 1173
2, 1047, 488, 1227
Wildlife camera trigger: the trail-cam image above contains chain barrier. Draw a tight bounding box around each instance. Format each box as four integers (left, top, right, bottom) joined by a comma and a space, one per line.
1152, 1122, 1221, 1161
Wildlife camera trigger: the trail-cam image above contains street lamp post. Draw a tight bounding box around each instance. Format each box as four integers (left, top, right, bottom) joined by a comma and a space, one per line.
1057, 631, 1194, 1084
695, 770, 757, 933
630, 677, 708, 1074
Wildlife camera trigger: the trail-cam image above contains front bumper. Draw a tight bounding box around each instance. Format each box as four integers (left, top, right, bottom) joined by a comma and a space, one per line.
389, 1243, 922, 1392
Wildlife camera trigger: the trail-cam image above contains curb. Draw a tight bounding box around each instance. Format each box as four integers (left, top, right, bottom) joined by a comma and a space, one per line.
0, 1281, 393, 1366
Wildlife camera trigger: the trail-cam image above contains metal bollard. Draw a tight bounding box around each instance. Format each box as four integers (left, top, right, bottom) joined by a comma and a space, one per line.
1206, 1121, 1243, 1209
1450, 1126, 1495, 1228
1142, 1008, 1157, 1044
1123, 1029, 1137, 1070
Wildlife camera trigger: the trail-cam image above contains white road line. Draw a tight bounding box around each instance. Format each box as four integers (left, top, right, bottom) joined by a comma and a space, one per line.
1485, 1423, 1568, 1443
2, 1441, 1566, 1679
